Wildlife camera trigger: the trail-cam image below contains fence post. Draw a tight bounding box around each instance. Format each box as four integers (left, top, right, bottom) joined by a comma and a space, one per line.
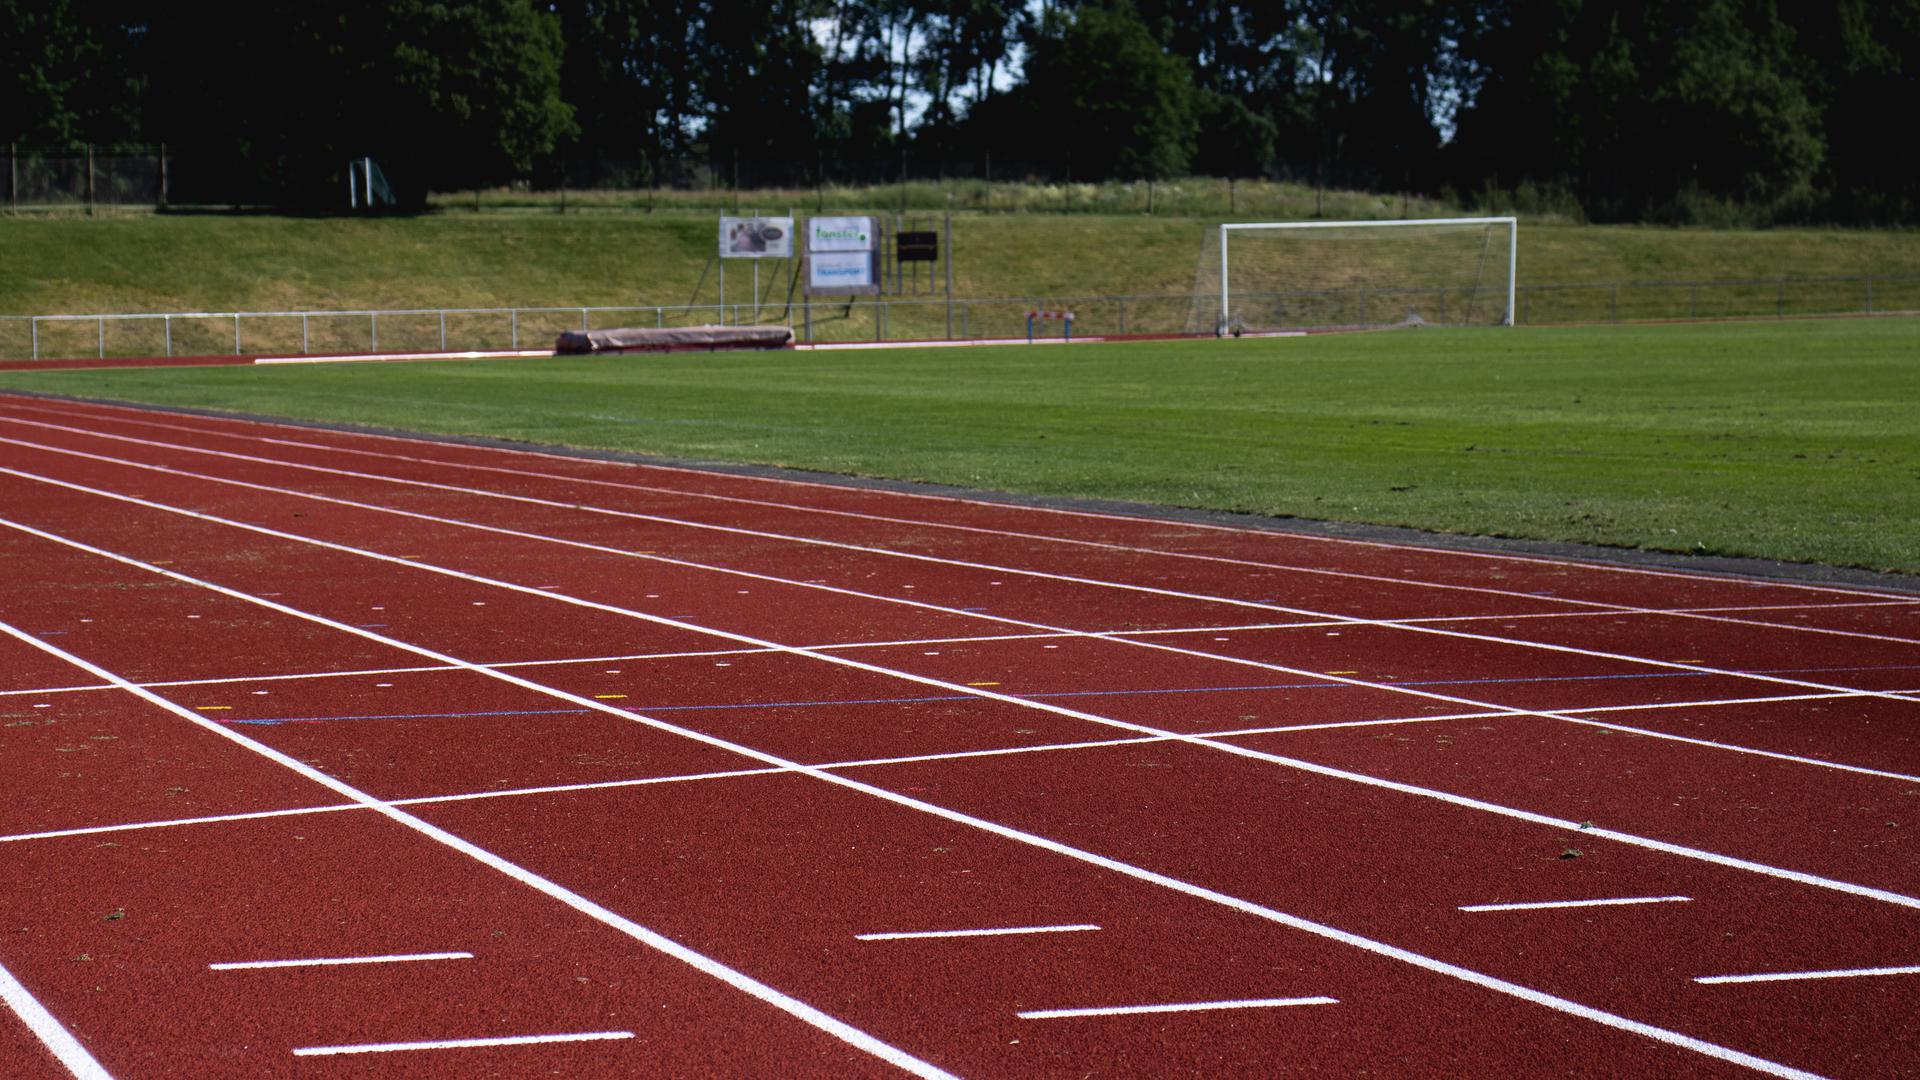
30, 317, 38, 359
165, 315, 172, 356
302, 314, 309, 353
234, 315, 242, 354
370, 312, 377, 352
439, 311, 447, 351
98, 317, 104, 358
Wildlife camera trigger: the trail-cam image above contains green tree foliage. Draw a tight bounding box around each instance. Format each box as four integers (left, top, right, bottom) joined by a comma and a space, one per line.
8, 0, 1917, 220
0, 0, 144, 147
144, 0, 571, 206
988, 1, 1200, 179
1451, 0, 1824, 220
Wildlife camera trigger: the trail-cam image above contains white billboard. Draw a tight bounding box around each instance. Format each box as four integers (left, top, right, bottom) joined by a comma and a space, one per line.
808, 250, 876, 291
719, 216, 794, 259
809, 216, 873, 252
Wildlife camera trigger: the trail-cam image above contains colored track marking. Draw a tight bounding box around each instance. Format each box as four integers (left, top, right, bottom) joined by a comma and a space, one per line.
208, 951, 473, 971
1019, 996, 1340, 1020
855, 924, 1101, 941
1694, 965, 1920, 985
0, 956, 112, 1080
1459, 896, 1692, 913
3, 393, 1918, 1077
291, 1030, 637, 1056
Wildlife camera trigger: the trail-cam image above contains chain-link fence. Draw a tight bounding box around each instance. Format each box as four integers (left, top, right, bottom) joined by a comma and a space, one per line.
3, 274, 1914, 360
4, 147, 165, 212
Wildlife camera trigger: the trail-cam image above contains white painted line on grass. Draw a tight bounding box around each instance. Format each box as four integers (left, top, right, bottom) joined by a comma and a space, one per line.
292, 1030, 633, 1056
209, 951, 472, 971
857, 924, 1100, 941
1460, 896, 1691, 913
254, 349, 550, 366
1695, 965, 1920, 986
1019, 996, 1337, 1020
0, 955, 114, 1079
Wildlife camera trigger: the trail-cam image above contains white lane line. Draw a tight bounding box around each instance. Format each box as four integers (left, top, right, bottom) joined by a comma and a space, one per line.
291, 1030, 634, 1056
7, 417, 1918, 655
1694, 965, 1920, 986
254, 349, 552, 366
3, 690, 1889, 849
0, 803, 363, 844
0, 524, 1840, 1079
0, 618, 958, 1080
14, 396, 1902, 610
1460, 896, 1692, 913
0, 955, 115, 1079
5, 485, 1919, 918
7, 433, 1919, 728
8, 444, 1919, 791
209, 951, 472, 971
857, 924, 1101, 941
1019, 996, 1338, 1020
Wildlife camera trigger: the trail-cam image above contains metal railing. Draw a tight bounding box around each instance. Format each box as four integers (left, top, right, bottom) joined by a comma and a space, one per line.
4, 274, 1915, 360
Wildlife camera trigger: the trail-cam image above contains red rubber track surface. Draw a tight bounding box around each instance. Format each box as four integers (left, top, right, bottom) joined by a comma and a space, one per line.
1, 392, 1918, 1078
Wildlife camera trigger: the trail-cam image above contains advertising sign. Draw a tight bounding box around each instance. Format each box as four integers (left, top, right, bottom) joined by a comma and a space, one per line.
809, 216, 873, 253
719, 216, 794, 259
808, 250, 876, 293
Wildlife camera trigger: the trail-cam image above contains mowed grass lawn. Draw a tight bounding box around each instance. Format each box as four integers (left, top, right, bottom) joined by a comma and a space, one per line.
2, 317, 1915, 573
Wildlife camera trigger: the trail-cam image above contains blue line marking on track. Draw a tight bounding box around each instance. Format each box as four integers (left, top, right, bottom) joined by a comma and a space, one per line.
211, 664, 1916, 727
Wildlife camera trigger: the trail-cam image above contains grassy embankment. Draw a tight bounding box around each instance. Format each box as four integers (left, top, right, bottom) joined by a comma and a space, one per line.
4, 208, 1919, 355
2, 318, 1916, 574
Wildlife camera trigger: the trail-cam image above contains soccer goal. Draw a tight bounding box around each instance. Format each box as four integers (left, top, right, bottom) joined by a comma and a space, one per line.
1193, 217, 1517, 335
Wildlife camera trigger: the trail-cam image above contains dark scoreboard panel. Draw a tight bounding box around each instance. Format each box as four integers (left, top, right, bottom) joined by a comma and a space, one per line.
896, 230, 939, 262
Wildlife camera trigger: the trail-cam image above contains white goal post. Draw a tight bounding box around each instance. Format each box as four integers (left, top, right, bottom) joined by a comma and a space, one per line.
1213, 217, 1518, 334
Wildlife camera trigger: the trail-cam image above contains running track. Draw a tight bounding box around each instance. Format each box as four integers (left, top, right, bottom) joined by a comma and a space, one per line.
0, 391, 1916, 1078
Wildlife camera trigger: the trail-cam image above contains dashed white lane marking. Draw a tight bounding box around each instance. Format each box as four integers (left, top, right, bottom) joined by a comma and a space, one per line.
1695, 965, 1920, 986
5, 487, 1918, 920
0, 616, 959, 1080
0, 534, 1832, 1080
0, 954, 115, 1079
1460, 895, 1691, 913
856, 924, 1101, 941
209, 951, 473, 971
1019, 996, 1339, 1020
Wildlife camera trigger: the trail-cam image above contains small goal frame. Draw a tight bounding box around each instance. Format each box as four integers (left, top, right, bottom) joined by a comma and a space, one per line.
1218, 216, 1518, 333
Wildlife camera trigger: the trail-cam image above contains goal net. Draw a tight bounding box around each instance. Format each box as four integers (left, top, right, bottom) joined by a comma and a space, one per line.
1188, 217, 1517, 335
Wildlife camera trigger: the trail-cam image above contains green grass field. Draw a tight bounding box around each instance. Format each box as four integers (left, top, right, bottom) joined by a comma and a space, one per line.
4, 318, 1915, 574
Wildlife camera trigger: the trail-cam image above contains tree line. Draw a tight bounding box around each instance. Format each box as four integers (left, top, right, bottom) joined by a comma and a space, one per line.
4, 0, 1916, 223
